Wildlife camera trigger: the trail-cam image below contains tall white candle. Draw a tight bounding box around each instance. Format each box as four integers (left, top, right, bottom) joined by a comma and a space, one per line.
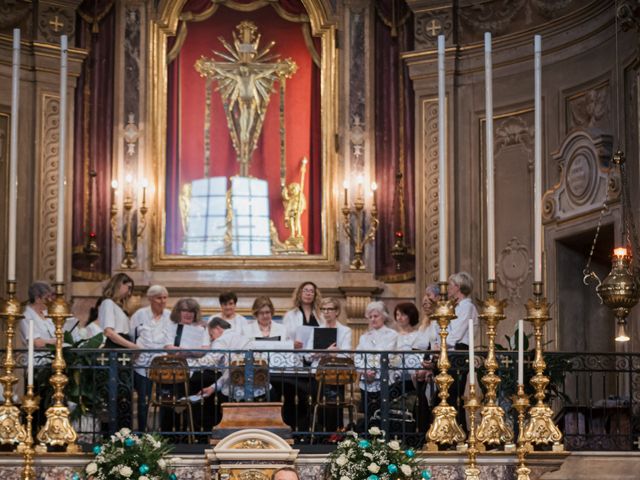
468, 318, 475, 385
534, 35, 542, 283
56, 35, 68, 284
485, 32, 496, 280
437, 35, 448, 282
8, 29, 21, 282
518, 319, 524, 385
27, 317, 34, 385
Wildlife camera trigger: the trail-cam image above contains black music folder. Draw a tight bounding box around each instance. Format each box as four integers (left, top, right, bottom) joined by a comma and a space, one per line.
313, 328, 337, 349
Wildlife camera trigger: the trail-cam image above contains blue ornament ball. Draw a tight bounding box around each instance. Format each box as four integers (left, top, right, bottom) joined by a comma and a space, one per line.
92, 445, 102, 455
388, 464, 398, 474
139, 464, 150, 474
124, 437, 135, 447
421, 470, 432, 479
367, 476, 379, 480
71, 473, 80, 480
358, 440, 371, 448
169, 474, 178, 480
405, 448, 415, 458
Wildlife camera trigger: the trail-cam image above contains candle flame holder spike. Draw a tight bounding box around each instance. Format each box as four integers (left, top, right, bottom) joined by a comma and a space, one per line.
464, 383, 482, 480
110, 192, 148, 269
342, 197, 378, 270
0, 280, 28, 448
36, 283, 79, 452
18, 384, 38, 480
476, 280, 514, 446
512, 384, 532, 480
425, 282, 466, 450
522, 282, 563, 449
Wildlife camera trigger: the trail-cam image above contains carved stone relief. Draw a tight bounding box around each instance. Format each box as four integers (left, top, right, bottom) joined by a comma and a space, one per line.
458, 0, 526, 35
414, 10, 452, 49
542, 129, 617, 223
38, 5, 74, 43
0, 1, 31, 30
566, 83, 610, 132
422, 98, 440, 285
497, 237, 532, 301
494, 115, 534, 170
38, 96, 61, 283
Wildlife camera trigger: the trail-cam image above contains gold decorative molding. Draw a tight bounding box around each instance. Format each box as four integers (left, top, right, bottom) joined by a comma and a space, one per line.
37, 95, 61, 283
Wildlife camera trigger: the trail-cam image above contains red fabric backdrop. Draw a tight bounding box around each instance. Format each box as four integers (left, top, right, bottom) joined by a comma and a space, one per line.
166, 4, 321, 254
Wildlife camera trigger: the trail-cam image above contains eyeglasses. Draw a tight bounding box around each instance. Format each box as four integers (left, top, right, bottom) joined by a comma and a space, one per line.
302, 288, 315, 294
320, 307, 337, 312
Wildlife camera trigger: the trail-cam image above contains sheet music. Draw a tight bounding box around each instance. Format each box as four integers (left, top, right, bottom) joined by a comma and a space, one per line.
179, 324, 208, 349
295, 325, 314, 345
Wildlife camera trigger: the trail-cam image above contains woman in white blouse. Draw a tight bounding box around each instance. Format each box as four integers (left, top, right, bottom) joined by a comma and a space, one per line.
99, 273, 139, 350
243, 296, 286, 340
282, 281, 322, 348
355, 301, 398, 417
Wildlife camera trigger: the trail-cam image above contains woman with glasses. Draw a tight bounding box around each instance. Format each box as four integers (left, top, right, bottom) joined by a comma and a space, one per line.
283, 281, 322, 348
242, 296, 286, 340
99, 273, 139, 349
164, 297, 209, 351
305, 297, 353, 434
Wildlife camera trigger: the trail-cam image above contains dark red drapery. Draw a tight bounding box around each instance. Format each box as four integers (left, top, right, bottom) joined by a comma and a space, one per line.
72, 0, 116, 279
374, 0, 415, 278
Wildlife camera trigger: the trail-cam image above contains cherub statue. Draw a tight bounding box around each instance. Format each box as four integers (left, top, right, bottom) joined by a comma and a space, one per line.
282, 182, 306, 240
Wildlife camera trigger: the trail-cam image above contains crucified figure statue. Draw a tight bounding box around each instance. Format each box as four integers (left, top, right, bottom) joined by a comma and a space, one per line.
195, 21, 297, 177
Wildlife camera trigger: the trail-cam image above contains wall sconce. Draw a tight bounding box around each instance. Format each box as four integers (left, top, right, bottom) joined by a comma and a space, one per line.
110, 175, 149, 269
342, 176, 379, 270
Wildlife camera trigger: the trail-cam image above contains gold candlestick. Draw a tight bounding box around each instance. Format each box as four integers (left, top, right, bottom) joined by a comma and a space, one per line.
18, 384, 38, 480
425, 282, 466, 450
464, 383, 481, 480
476, 280, 513, 446
0, 280, 28, 448
522, 282, 563, 449
36, 283, 79, 452
512, 384, 531, 480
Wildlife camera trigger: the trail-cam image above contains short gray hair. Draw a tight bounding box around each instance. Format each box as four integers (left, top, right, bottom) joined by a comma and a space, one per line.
365, 300, 389, 323
147, 285, 168, 298
28, 281, 53, 304
449, 271, 474, 296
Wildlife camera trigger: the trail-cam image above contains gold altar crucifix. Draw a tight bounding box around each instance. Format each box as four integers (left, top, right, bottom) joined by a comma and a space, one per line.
195, 21, 298, 177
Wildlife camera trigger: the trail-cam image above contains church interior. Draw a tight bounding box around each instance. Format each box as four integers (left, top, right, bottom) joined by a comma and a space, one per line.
0, 0, 639, 479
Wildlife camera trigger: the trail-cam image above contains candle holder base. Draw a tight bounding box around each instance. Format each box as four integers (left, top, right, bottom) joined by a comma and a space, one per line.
0, 280, 28, 448
425, 283, 466, 449
35, 283, 78, 452
464, 467, 481, 480
477, 280, 513, 447
516, 465, 532, 480
20, 386, 38, 480
523, 405, 563, 447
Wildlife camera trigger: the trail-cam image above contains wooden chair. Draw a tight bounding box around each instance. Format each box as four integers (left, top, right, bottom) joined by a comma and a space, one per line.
146, 355, 195, 443
310, 356, 358, 442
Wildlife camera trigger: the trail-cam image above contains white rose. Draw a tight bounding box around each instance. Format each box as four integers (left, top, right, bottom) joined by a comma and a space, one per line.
368, 463, 380, 473
158, 459, 166, 469
364, 452, 374, 459
85, 462, 98, 475
120, 465, 133, 477
400, 464, 412, 475
119, 428, 132, 437
389, 440, 401, 450
336, 455, 348, 466
340, 477, 350, 480
139, 477, 149, 480
368, 426, 382, 436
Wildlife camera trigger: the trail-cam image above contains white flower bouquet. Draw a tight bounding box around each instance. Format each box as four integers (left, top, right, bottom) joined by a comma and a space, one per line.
328, 427, 432, 480
74, 428, 177, 480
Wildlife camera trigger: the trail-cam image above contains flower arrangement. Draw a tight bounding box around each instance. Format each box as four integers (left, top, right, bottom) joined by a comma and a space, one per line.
74, 428, 177, 480
328, 427, 432, 480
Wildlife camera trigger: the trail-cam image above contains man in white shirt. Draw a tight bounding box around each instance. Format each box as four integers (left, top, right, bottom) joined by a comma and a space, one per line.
447, 271, 479, 431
